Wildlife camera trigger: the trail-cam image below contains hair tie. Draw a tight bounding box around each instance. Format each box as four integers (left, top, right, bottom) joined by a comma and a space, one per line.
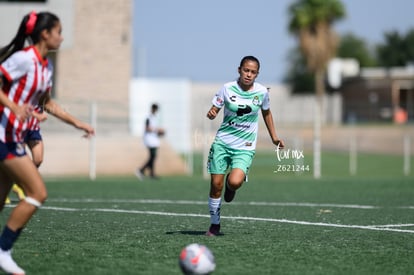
25, 11, 37, 35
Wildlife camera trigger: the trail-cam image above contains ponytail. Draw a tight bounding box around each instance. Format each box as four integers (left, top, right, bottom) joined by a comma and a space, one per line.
0, 13, 28, 63
0, 11, 59, 63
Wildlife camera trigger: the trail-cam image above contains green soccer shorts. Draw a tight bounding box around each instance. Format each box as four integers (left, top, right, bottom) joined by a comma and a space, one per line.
207, 141, 255, 175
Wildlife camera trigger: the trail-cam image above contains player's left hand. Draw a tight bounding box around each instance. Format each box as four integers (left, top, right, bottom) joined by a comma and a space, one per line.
273, 139, 285, 149
77, 122, 95, 138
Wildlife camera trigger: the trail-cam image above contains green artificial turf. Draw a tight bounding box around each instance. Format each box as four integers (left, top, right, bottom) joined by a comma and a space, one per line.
1, 152, 413, 275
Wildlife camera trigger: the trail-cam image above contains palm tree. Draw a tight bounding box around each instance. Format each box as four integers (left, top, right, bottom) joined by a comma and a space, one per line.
288, 0, 345, 101
288, 0, 345, 178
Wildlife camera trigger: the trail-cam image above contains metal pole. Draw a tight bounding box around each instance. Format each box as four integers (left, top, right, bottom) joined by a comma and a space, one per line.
404, 135, 411, 176
203, 119, 210, 180
349, 133, 357, 176
313, 99, 321, 179
294, 137, 304, 175
89, 101, 97, 180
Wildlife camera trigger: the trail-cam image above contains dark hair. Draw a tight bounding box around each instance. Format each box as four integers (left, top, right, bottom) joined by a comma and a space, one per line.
151, 103, 159, 111
0, 11, 60, 63
239, 56, 260, 70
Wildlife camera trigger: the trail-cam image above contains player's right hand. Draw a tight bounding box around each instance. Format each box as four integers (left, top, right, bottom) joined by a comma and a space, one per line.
14, 104, 33, 122
207, 108, 218, 120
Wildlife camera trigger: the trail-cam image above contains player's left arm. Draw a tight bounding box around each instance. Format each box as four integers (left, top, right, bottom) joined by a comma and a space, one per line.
39, 93, 95, 138
32, 109, 48, 122
261, 108, 284, 148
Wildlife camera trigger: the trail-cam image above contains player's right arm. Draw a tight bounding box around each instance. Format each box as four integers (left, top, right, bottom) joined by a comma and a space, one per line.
0, 77, 32, 121
206, 105, 220, 120
1, 55, 34, 121
207, 86, 225, 120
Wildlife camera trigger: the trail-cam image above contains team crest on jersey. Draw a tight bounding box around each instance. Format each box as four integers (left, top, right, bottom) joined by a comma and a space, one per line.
252, 96, 261, 106
215, 95, 223, 105
16, 143, 25, 155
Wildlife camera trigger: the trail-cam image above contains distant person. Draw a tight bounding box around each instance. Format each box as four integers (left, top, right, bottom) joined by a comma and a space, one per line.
205, 56, 285, 236
0, 11, 95, 274
136, 103, 165, 180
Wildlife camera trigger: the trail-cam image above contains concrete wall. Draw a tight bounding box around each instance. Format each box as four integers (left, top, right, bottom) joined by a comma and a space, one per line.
56, 0, 132, 107
0, 1, 74, 49
0, 0, 132, 109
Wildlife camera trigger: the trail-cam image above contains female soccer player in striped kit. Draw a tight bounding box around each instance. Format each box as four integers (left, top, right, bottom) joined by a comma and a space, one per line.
0, 11, 95, 274
205, 56, 285, 236
5, 108, 48, 204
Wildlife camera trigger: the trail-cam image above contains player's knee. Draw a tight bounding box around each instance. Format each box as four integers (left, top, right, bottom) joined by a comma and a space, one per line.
211, 179, 223, 191
31, 190, 48, 205
25, 189, 47, 207
25, 197, 43, 208
227, 175, 243, 190
38, 190, 48, 203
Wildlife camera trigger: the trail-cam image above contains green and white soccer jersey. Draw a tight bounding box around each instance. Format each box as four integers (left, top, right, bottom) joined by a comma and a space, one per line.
212, 81, 270, 151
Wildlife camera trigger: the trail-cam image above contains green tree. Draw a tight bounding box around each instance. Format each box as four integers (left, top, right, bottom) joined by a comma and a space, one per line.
284, 47, 314, 94
288, 0, 345, 179
337, 33, 377, 67
288, 0, 345, 100
377, 29, 414, 67
405, 29, 414, 64
284, 33, 375, 94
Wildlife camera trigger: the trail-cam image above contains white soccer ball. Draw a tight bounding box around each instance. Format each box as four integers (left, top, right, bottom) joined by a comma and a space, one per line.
179, 243, 216, 275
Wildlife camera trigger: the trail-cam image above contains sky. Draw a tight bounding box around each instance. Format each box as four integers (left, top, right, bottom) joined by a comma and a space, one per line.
132, 0, 414, 84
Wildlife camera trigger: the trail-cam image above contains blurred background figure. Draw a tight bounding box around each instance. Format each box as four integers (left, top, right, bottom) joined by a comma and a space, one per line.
136, 103, 165, 180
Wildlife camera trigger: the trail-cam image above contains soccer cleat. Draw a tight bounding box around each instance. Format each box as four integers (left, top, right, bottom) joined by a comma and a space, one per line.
0, 249, 25, 275
12, 185, 25, 200
224, 174, 236, 203
135, 169, 144, 181
205, 224, 220, 237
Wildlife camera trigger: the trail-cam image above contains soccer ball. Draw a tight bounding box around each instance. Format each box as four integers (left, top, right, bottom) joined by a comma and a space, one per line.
179, 243, 216, 275
157, 128, 165, 137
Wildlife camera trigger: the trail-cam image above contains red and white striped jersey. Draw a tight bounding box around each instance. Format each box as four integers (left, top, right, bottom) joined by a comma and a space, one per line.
25, 105, 44, 132
0, 46, 52, 142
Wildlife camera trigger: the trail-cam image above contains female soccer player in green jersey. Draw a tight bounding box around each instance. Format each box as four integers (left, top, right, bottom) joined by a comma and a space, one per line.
205, 56, 285, 236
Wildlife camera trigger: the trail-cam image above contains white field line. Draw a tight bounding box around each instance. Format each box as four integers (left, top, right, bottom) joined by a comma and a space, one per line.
40, 205, 414, 234
369, 224, 414, 228
46, 198, 381, 209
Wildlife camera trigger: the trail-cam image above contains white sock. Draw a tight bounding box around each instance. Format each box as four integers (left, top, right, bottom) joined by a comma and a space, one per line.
208, 197, 221, 225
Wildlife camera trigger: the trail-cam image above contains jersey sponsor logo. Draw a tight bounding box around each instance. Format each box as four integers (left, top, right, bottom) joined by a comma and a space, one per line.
230, 95, 236, 102
228, 120, 250, 129
236, 105, 252, 116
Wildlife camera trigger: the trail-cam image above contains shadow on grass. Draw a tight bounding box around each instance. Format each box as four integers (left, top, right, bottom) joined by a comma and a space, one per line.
165, 230, 224, 236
